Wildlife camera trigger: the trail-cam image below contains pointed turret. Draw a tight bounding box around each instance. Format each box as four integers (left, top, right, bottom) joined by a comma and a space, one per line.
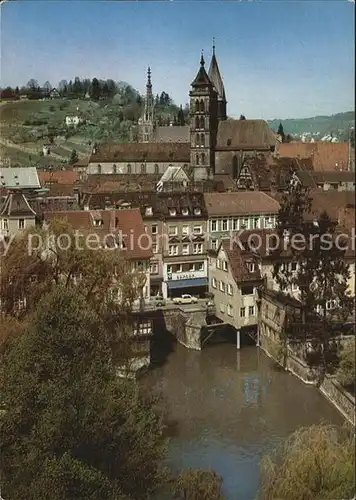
191, 50, 213, 88
208, 39, 227, 121
139, 66, 155, 142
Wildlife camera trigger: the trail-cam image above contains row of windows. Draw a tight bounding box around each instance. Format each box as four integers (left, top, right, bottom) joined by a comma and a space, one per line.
167, 225, 203, 236
147, 205, 201, 217
195, 133, 206, 147
211, 278, 234, 295
1, 218, 25, 230
96, 164, 161, 175
216, 258, 256, 274
219, 303, 255, 318
168, 243, 204, 255
210, 216, 276, 232
167, 262, 204, 274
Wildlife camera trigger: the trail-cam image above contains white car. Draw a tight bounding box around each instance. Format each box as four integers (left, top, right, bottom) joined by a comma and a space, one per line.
172, 294, 198, 305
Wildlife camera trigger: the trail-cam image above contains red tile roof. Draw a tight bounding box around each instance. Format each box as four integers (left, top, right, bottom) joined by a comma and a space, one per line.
43, 208, 152, 260
276, 142, 350, 172
204, 192, 280, 216
38, 170, 80, 185
221, 239, 262, 284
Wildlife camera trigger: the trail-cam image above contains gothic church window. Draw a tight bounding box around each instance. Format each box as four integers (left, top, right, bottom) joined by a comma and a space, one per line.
201, 153, 205, 165
113, 164, 117, 174
200, 134, 205, 147
196, 134, 200, 146
200, 100, 205, 112
195, 100, 200, 112
141, 164, 146, 174
127, 164, 132, 174
195, 116, 200, 129
154, 164, 159, 174
196, 153, 200, 165
97, 164, 102, 174
200, 116, 204, 129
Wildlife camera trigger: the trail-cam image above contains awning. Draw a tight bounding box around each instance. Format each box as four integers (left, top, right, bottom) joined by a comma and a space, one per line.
167, 278, 208, 289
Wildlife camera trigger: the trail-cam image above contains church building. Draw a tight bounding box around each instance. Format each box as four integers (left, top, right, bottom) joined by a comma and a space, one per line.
87, 43, 278, 182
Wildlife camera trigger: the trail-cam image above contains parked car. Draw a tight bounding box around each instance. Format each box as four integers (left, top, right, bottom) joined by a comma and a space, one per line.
154, 295, 166, 307
172, 294, 198, 305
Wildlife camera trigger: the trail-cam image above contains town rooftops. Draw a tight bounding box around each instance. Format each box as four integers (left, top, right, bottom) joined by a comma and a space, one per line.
216, 119, 277, 150
43, 208, 152, 260
38, 170, 80, 185
276, 141, 350, 172
81, 192, 208, 219
204, 191, 280, 216
89, 143, 190, 163
220, 238, 262, 284
0, 167, 40, 190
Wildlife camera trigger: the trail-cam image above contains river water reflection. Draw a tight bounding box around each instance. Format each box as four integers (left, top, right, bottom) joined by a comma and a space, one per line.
143, 343, 343, 500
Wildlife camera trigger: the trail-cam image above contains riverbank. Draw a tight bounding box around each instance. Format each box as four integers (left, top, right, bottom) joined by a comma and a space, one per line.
259, 338, 355, 426
142, 343, 343, 500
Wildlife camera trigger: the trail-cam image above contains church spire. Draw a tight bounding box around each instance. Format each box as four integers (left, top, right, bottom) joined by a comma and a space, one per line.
208, 40, 227, 121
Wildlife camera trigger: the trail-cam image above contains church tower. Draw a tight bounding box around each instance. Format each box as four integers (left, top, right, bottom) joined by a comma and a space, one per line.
139, 66, 154, 143
189, 52, 218, 181
208, 39, 227, 121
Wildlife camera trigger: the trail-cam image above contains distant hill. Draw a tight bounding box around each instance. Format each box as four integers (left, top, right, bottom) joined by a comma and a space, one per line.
268, 111, 355, 140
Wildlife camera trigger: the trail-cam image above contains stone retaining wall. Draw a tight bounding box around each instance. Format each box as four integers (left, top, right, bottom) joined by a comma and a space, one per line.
259, 335, 355, 425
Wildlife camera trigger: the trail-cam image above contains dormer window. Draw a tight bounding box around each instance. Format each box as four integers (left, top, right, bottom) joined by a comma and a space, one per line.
145, 206, 153, 216
93, 219, 103, 227
169, 208, 176, 216
194, 207, 201, 216
182, 207, 189, 216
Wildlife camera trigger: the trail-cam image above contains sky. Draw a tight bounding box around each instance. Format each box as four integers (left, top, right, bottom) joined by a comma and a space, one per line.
1, 1, 354, 119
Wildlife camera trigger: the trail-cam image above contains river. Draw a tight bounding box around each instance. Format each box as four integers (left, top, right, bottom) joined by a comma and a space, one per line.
143, 342, 343, 500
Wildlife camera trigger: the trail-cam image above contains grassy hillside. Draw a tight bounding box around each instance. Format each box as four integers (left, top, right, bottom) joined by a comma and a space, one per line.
0, 94, 182, 168
268, 111, 354, 139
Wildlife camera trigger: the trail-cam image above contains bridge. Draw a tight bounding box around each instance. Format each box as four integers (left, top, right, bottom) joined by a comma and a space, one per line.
132, 299, 240, 351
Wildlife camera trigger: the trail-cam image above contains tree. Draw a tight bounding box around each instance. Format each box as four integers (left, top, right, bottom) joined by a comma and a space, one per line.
90, 77, 101, 101
172, 469, 224, 500
73, 76, 83, 98
177, 105, 185, 126
0, 220, 145, 320
277, 122, 286, 142
58, 79, 68, 95
272, 184, 353, 381
27, 79, 39, 90
259, 424, 355, 500
69, 149, 79, 164
0, 287, 167, 500
337, 338, 355, 390
43, 80, 52, 92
